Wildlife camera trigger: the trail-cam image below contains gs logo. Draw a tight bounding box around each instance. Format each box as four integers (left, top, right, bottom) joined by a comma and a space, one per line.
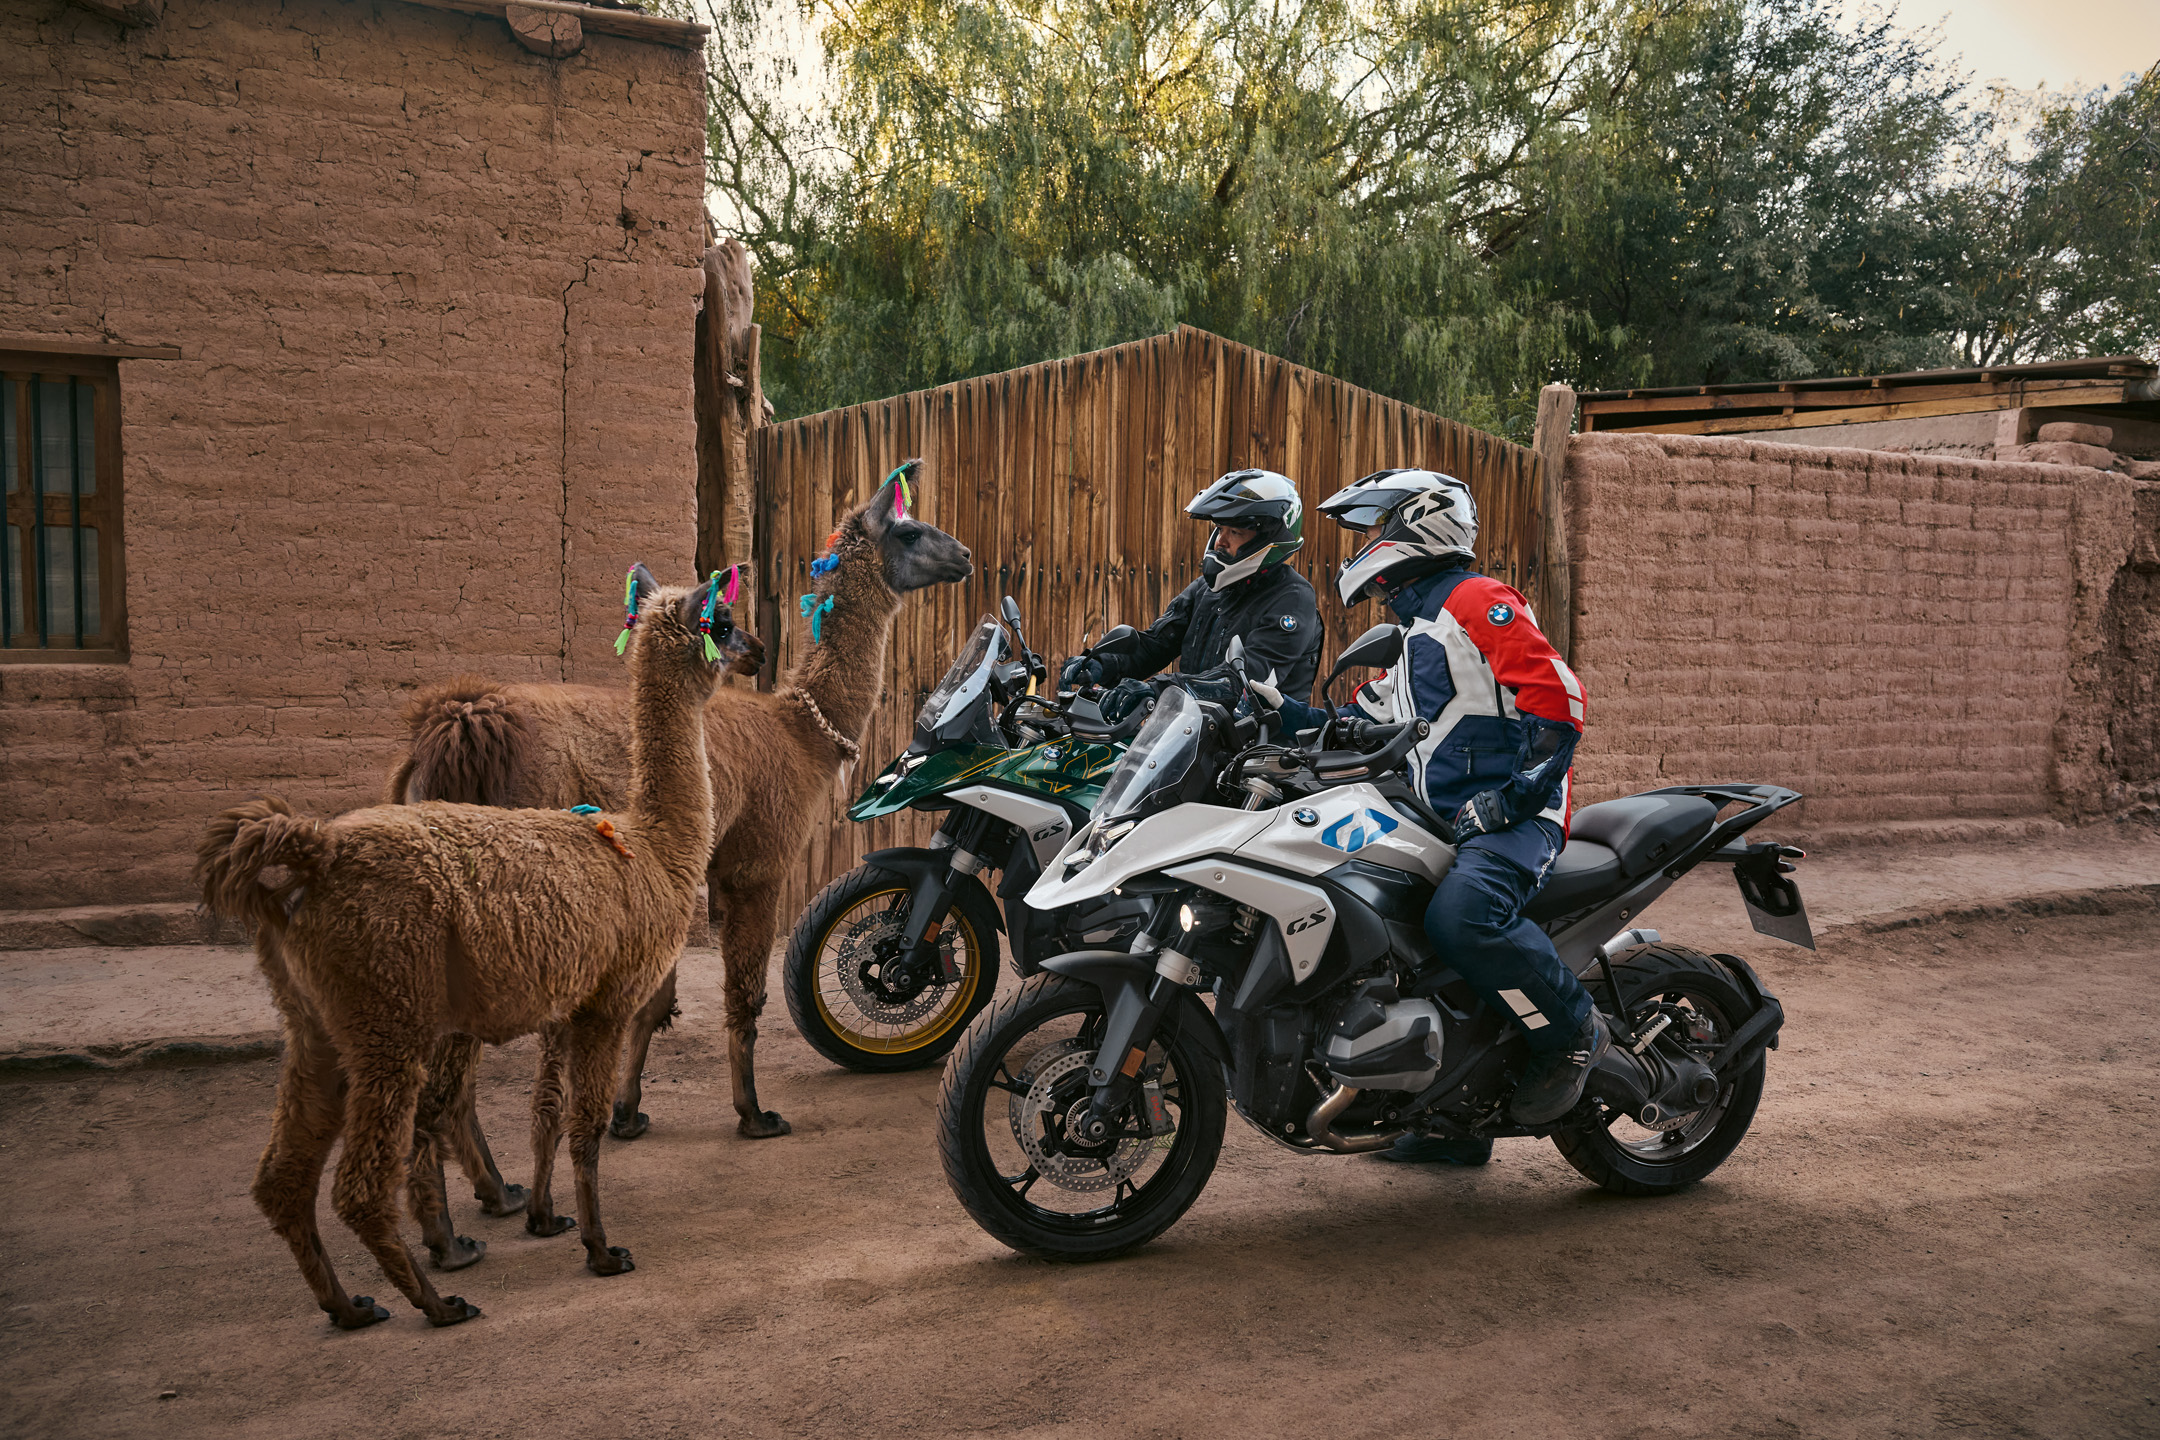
1285, 908, 1328, 936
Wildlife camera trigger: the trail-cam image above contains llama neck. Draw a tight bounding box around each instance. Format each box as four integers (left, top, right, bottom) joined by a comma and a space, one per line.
788, 546, 901, 746
627, 649, 716, 887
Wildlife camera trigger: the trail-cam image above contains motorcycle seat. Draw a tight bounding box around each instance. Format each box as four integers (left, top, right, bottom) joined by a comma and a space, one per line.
1522, 839, 1623, 922
1568, 793, 1720, 877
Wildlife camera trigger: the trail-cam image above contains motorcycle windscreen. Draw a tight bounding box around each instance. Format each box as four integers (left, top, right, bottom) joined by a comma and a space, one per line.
1092, 683, 1201, 823
915, 617, 1005, 742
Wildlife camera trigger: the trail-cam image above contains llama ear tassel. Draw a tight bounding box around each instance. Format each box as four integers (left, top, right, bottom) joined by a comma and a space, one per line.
698, 570, 726, 663
722, 565, 741, 605
614, 564, 642, 656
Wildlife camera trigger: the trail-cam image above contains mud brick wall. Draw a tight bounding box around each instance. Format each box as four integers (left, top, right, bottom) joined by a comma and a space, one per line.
1564, 433, 2155, 830
0, 0, 707, 908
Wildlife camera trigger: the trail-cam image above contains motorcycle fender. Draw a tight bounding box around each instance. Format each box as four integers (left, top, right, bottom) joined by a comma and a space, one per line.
860, 848, 1006, 934
1038, 950, 1229, 1070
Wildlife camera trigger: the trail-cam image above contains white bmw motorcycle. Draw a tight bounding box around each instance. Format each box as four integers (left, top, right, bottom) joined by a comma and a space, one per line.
936, 625, 1810, 1260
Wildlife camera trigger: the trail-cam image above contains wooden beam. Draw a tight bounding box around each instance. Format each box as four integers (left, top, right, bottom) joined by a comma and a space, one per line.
1578, 376, 2121, 418
0, 335, 181, 360
392, 0, 707, 49
1531, 384, 1575, 664
1593, 386, 2134, 437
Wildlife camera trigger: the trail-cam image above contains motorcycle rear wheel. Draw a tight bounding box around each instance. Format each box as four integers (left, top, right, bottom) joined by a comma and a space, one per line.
938, 974, 1226, 1261
782, 863, 1002, 1073
1551, 943, 1768, 1195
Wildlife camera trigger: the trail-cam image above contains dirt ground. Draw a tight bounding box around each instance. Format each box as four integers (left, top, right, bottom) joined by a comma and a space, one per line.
3, 905, 2155, 1440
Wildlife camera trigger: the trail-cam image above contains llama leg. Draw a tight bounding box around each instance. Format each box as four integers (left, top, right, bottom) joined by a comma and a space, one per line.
568, 1009, 638, 1276
330, 1045, 481, 1327
253, 1011, 388, 1330
720, 881, 791, 1139
457, 1101, 528, 1216
433, 1030, 526, 1215
608, 964, 678, 1141
525, 1024, 577, 1238
409, 1036, 483, 1271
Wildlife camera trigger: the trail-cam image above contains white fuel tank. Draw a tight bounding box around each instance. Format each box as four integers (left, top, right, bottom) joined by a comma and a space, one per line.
1234, 784, 1455, 885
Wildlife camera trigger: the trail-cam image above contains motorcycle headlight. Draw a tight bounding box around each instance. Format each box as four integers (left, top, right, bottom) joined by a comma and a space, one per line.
1089, 819, 1135, 857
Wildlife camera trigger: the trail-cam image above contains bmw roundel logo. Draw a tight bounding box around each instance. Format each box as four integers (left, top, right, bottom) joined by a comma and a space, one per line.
1487, 602, 1514, 627
1279, 615, 1298, 632
1293, 808, 1319, 826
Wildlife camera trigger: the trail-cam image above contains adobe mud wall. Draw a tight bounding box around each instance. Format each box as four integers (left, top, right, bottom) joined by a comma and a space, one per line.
0, 0, 706, 908
1565, 433, 2158, 831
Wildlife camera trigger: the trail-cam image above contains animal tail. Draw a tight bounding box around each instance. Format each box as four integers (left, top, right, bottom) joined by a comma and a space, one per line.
390, 676, 533, 806
194, 796, 329, 934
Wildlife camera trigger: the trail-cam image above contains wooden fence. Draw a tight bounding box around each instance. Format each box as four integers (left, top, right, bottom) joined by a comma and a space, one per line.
736, 325, 1546, 919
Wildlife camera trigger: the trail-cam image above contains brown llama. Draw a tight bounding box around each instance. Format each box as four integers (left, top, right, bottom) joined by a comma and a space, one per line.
389, 468, 970, 1159
196, 566, 739, 1329
390, 633, 764, 1264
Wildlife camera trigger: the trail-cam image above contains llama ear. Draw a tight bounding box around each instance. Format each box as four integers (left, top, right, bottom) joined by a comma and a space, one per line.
628, 563, 661, 614
862, 459, 920, 538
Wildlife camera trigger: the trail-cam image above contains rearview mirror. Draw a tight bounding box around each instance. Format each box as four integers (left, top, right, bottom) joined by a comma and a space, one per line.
1320, 622, 1403, 708
1000, 594, 1023, 632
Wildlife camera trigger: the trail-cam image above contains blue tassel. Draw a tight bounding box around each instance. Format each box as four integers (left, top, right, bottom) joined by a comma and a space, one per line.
809, 552, 840, 579
799, 592, 835, 643
567, 804, 601, 815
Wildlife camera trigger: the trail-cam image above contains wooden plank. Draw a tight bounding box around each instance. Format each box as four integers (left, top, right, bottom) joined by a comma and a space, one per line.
1577, 374, 2124, 418
0, 336, 181, 362
392, 0, 710, 48
1605, 386, 2132, 437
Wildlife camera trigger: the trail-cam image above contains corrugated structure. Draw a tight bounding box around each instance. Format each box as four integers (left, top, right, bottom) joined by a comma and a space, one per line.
741, 325, 1545, 916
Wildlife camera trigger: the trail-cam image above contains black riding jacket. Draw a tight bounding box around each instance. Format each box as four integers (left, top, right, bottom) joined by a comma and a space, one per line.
1096, 565, 1323, 705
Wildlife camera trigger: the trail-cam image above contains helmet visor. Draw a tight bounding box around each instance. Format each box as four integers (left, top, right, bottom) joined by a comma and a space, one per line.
1318, 482, 1436, 533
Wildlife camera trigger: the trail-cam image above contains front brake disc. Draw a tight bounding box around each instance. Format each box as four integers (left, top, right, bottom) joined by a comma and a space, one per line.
1008, 1043, 1152, 1193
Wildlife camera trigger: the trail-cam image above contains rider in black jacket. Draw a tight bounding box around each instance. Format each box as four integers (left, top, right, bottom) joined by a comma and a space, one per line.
1063, 469, 1322, 715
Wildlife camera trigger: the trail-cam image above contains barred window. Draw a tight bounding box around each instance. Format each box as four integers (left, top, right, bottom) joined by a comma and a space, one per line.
3, 355, 125, 659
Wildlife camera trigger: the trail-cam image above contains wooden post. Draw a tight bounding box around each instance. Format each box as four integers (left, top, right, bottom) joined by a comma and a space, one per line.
694, 238, 767, 676
1531, 383, 1576, 663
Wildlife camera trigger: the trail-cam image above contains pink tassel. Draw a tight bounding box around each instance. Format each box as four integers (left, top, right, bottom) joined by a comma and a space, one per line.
722, 565, 741, 604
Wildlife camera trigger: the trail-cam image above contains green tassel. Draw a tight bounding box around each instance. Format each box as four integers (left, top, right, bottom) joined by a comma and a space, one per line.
614, 627, 632, 656
703, 634, 723, 663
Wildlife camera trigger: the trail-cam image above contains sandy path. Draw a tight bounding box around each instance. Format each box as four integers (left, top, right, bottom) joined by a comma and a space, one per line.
3, 906, 2155, 1439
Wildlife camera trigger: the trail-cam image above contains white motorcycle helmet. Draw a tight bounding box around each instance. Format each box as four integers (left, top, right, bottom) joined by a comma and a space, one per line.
1319, 468, 1478, 606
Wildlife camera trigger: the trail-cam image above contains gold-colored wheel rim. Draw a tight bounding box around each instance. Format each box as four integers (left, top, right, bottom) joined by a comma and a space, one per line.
812, 887, 986, 1054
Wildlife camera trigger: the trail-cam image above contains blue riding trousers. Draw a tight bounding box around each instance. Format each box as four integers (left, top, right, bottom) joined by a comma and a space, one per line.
1424, 820, 1592, 1054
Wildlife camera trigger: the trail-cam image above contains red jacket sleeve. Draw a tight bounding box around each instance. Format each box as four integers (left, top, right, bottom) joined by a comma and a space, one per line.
1442, 577, 1585, 732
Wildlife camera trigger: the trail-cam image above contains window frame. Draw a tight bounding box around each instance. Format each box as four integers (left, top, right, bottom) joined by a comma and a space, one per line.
2, 350, 127, 663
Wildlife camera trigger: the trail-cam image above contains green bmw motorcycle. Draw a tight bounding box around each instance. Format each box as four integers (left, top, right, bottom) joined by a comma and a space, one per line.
781, 597, 1151, 1071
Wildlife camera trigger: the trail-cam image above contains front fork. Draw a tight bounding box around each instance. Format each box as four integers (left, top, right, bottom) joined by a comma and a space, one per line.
1073, 904, 1198, 1143
897, 809, 1001, 981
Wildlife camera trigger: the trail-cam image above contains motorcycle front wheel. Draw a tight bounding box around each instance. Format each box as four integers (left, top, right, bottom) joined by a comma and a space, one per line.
938, 974, 1226, 1261
782, 863, 1002, 1072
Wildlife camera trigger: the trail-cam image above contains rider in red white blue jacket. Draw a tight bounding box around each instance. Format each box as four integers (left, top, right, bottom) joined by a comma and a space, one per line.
1274, 468, 1607, 1139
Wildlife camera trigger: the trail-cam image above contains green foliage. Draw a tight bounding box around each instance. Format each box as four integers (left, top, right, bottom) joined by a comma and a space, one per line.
688, 0, 2157, 430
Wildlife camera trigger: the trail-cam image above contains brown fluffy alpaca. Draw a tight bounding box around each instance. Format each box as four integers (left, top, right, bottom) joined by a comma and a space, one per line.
391, 470, 971, 1155
196, 567, 733, 1330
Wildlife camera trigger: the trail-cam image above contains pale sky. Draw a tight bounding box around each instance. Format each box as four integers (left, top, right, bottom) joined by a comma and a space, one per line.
1891, 1, 2159, 92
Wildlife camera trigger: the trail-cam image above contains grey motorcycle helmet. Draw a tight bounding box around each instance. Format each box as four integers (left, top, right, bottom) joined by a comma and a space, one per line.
1188, 469, 1305, 591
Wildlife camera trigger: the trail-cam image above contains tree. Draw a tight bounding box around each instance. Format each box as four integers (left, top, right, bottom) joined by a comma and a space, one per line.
682, 0, 2156, 430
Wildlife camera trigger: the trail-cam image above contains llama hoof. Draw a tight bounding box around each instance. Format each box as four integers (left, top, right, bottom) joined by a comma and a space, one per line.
427, 1297, 484, 1327
477, 1183, 528, 1217
526, 1213, 577, 1238
738, 1110, 791, 1139
587, 1245, 636, 1277
429, 1235, 487, 1272
331, 1297, 393, 1330
609, 1107, 651, 1141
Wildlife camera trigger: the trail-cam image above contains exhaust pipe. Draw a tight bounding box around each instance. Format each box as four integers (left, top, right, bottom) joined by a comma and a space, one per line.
1305, 1083, 1404, 1154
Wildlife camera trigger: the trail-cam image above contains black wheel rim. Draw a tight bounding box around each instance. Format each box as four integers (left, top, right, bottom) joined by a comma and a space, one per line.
1603, 981, 1740, 1163
970, 999, 1199, 1234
